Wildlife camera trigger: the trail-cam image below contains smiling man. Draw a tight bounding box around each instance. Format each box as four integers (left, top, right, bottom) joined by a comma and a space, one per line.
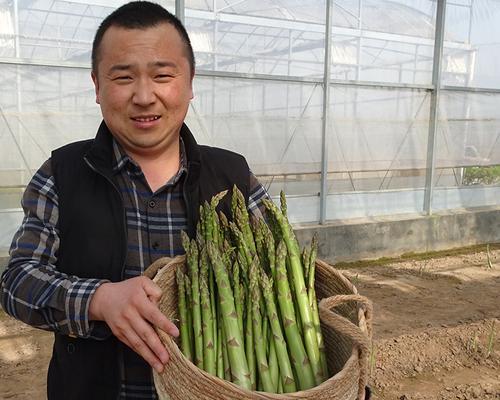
0, 2, 268, 399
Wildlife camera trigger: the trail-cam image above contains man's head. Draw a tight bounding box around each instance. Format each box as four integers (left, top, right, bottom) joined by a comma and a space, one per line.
91, 1, 195, 161
92, 1, 195, 77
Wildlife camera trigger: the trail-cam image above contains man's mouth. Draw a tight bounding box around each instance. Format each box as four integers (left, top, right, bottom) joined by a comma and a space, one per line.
132, 116, 161, 122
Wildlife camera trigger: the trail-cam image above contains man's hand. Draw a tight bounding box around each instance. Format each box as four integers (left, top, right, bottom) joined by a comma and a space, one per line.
89, 276, 179, 373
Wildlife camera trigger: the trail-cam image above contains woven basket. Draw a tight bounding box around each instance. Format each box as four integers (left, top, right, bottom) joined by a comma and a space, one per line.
145, 256, 373, 400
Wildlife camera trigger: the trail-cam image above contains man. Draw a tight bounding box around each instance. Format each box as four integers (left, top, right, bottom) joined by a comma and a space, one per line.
0, 2, 268, 399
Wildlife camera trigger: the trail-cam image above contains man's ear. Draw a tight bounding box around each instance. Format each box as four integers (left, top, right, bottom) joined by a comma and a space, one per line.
91, 71, 100, 104
189, 68, 195, 100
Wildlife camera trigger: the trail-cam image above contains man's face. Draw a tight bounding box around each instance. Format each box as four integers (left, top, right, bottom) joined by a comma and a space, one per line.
91, 23, 194, 158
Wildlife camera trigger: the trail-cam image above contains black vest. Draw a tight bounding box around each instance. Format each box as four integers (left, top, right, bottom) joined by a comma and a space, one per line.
48, 122, 249, 399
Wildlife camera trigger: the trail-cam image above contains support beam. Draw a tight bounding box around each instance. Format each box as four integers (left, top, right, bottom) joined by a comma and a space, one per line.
423, 0, 446, 214
176, 0, 185, 23
320, 0, 333, 224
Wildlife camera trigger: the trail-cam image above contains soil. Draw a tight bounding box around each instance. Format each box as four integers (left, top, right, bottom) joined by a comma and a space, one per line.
1, 248, 499, 399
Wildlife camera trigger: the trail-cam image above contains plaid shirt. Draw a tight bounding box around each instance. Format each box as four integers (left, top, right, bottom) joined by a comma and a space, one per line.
1, 137, 269, 399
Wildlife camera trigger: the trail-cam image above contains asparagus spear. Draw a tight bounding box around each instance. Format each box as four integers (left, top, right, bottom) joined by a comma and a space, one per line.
232, 259, 244, 336
221, 320, 232, 381
182, 232, 204, 369
273, 240, 315, 390
184, 274, 194, 354
232, 185, 257, 254
207, 242, 252, 390
308, 234, 328, 377
249, 257, 274, 393
245, 281, 256, 389
216, 311, 224, 379
268, 333, 279, 393
176, 268, 192, 362
200, 273, 216, 375
263, 198, 326, 385
205, 190, 227, 248
229, 222, 253, 270
260, 270, 297, 393
260, 219, 276, 278
302, 246, 311, 284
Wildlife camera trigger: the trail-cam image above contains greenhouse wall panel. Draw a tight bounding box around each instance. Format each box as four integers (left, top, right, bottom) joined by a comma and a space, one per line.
0, 0, 499, 249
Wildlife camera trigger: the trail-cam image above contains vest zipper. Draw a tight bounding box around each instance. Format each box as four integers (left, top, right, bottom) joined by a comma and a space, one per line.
182, 166, 192, 237
83, 156, 128, 279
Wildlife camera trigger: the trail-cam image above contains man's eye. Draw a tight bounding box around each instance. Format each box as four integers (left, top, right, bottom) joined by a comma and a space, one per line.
114, 76, 132, 81
156, 74, 173, 80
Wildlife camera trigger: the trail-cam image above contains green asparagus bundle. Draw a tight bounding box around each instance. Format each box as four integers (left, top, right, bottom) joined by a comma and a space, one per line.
176, 187, 328, 393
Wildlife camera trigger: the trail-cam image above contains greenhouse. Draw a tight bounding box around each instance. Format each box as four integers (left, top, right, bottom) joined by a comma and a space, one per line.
1, 0, 499, 251
1, 2, 500, 399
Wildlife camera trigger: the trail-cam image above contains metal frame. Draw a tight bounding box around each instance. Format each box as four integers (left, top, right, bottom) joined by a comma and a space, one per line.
2, 0, 500, 223
319, 0, 333, 224
175, 0, 185, 23
423, 0, 447, 214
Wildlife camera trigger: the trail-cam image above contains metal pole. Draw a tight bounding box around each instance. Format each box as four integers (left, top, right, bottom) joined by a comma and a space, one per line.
320, 0, 334, 224
175, 0, 185, 23
14, 0, 21, 112
423, 0, 446, 214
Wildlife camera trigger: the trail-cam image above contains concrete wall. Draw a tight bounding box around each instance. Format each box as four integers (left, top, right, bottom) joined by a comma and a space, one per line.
2, 207, 499, 276
294, 206, 500, 264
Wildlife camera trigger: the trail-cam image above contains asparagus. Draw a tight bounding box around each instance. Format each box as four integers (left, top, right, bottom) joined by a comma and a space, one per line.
251, 216, 266, 269
268, 335, 279, 393
245, 281, 257, 389
207, 242, 252, 390
184, 274, 194, 354
261, 219, 276, 278
200, 273, 216, 375
263, 198, 326, 386
308, 234, 328, 377
232, 185, 257, 254
229, 222, 253, 270
176, 268, 192, 362
203, 191, 226, 249
202, 201, 213, 244
273, 240, 315, 390
249, 257, 274, 393
302, 246, 311, 284
182, 232, 204, 369
232, 259, 244, 336
219, 210, 230, 238
260, 270, 297, 393
177, 189, 329, 393
216, 312, 224, 379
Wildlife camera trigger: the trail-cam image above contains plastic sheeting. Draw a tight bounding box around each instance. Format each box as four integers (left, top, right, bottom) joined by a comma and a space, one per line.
0, 0, 499, 227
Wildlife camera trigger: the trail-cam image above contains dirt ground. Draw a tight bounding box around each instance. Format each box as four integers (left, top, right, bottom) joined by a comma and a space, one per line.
1, 248, 499, 399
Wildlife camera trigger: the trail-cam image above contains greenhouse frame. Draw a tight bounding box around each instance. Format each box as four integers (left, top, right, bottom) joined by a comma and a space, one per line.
1, 0, 499, 254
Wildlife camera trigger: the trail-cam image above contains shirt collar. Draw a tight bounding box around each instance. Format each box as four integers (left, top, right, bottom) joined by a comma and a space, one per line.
111, 138, 188, 179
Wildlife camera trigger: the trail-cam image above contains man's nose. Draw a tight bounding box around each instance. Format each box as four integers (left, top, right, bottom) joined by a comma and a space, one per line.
132, 79, 156, 106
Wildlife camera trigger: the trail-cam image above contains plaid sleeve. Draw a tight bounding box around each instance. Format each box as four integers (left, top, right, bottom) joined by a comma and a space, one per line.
0, 159, 110, 339
248, 171, 270, 219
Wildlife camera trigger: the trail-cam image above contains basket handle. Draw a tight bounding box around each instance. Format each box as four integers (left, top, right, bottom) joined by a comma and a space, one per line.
318, 294, 373, 400
318, 294, 372, 352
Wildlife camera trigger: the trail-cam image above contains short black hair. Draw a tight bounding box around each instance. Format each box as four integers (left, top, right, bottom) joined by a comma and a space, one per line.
91, 1, 195, 74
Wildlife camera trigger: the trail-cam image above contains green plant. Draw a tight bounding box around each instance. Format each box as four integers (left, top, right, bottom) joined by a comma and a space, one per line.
351, 273, 361, 287
486, 320, 496, 358
486, 244, 494, 269
369, 344, 377, 377
468, 335, 479, 353
462, 165, 500, 186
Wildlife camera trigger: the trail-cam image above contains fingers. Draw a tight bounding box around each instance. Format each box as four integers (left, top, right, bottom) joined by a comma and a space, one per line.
140, 277, 179, 337
120, 323, 169, 373
141, 277, 163, 302
143, 305, 179, 338
98, 276, 179, 371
